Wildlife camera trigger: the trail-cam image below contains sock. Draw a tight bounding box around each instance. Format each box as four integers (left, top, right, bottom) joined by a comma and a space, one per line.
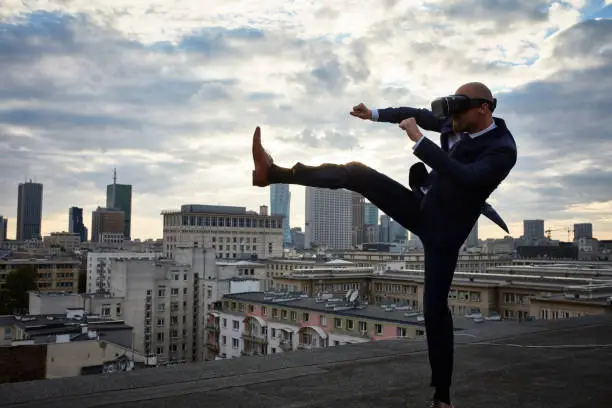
434, 387, 451, 405
267, 164, 294, 184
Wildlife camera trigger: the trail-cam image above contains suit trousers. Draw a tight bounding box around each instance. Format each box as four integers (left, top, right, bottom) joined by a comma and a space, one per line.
269, 161, 458, 389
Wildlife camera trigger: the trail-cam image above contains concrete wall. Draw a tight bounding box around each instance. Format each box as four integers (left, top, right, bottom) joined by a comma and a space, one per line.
28, 292, 83, 315
46, 340, 141, 379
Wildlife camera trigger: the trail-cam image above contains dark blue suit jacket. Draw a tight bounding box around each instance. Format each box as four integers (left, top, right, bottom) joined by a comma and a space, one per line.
377, 106, 517, 248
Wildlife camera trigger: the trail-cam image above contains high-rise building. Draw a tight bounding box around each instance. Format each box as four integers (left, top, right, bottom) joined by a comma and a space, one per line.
573, 223, 593, 240
364, 202, 379, 226
523, 219, 545, 244
91, 207, 125, 243
305, 187, 352, 250
16, 180, 43, 241
270, 184, 291, 246
464, 221, 479, 248
69, 207, 88, 242
352, 192, 365, 247
106, 169, 132, 240
379, 214, 390, 242
0, 215, 7, 241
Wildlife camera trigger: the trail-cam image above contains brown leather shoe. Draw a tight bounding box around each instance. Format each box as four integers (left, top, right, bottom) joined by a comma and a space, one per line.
252, 126, 274, 187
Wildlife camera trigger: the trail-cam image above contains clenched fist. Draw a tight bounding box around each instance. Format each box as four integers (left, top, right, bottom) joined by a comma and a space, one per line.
350, 103, 373, 120
399, 118, 423, 143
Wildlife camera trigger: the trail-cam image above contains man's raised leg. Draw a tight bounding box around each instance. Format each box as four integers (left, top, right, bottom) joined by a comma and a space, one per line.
252, 126, 421, 233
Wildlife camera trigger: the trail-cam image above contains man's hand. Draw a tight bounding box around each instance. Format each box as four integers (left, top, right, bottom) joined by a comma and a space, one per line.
399, 118, 423, 143
350, 103, 372, 120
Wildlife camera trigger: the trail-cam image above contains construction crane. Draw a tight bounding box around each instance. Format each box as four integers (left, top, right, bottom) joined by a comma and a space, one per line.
545, 226, 574, 241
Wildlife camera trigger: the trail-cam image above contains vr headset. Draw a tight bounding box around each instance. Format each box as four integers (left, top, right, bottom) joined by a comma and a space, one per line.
431, 94, 497, 118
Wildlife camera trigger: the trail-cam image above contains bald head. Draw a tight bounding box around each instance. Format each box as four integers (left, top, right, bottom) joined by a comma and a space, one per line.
455, 82, 493, 102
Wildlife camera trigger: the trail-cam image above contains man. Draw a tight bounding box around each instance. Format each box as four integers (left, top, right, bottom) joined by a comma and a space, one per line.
251, 82, 517, 408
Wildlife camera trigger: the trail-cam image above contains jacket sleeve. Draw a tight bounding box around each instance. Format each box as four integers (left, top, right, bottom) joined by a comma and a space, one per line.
413, 137, 517, 187
377, 107, 444, 132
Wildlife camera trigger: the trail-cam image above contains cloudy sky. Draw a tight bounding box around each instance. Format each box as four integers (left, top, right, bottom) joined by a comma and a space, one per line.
1, 0, 611, 242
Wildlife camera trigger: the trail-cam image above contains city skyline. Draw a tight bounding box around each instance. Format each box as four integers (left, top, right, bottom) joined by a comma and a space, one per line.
1, 2, 612, 241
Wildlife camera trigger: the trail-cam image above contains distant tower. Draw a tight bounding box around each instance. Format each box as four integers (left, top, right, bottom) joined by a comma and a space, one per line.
270, 184, 292, 246
106, 168, 132, 240
16, 180, 43, 241
69, 207, 88, 242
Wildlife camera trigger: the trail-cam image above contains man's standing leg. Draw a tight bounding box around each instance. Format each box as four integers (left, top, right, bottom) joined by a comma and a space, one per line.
252, 127, 422, 233
422, 244, 459, 406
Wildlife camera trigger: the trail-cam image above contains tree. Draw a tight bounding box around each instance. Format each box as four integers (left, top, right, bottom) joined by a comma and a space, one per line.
0, 265, 38, 315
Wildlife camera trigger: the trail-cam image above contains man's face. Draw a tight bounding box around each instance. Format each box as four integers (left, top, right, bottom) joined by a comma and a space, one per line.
452, 109, 474, 133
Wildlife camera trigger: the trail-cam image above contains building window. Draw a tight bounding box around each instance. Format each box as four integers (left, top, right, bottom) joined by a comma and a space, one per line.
302, 312, 309, 322
281, 310, 288, 319
334, 318, 342, 329
157, 319, 165, 327
233, 320, 239, 330
232, 338, 239, 348
375, 324, 383, 335
290, 311, 297, 321
347, 320, 354, 330
320, 316, 327, 326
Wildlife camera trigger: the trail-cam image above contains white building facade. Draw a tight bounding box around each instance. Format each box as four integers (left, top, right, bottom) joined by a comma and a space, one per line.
305, 187, 352, 250
86, 251, 162, 293
161, 204, 284, 260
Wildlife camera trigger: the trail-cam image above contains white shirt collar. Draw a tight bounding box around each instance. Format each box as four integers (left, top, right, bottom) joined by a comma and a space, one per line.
469, 121, 497, 138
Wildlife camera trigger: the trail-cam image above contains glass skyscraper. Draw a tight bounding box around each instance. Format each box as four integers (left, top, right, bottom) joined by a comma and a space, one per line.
69, 206, 88, 242
17, 180, 43, 241
270, 184, 291, 246
364, 202, 379, 225
106, 169, 132, 240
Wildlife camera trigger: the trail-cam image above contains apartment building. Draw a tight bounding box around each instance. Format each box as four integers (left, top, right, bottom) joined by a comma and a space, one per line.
28, 291, 125, 321
271, 262, 612, 321
0, 258, 79, 292
331, 250, 513, 272
108, 247, 215, 364
206, 290, 436, 361
161, 204, 284, 260
43, 232, 81, 253
86, 251, 162, 293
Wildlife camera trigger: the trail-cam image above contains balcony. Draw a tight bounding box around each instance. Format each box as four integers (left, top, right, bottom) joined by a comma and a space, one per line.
1, 315, 609, 406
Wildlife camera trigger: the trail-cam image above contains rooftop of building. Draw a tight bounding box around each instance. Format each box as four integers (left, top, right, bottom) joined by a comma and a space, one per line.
0, 313, 131, 333
220, 291, 497, 327
161, 204, 283, 217
0, 258, 80, 265
0, 314, 610, 407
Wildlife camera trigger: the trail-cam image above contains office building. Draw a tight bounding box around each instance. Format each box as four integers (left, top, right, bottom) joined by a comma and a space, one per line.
352, 192, 365, 247
574, 223, 593, 240
270, 184, 292, 246
464, 221, 479, 248
523, 219, 545, 244
68, 207, 88, 242
0, 216, 7, 242
16, 180, 43, 241
305, 187, 352, 250
91, 207, 124, 243
161, 204, 284, 259
106, 169, 132, 240
364, 202, 379, 226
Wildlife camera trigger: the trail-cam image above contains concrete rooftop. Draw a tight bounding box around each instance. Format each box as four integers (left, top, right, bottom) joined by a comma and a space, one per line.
1, 314, 611, 407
